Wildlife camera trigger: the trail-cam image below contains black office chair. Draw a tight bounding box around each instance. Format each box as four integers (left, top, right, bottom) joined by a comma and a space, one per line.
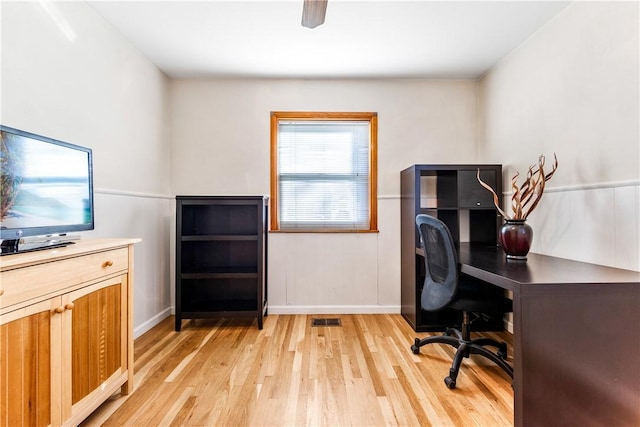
411, 214, 513, 389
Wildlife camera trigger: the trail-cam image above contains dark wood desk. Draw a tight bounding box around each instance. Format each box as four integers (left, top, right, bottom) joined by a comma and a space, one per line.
458, 243, 640, 427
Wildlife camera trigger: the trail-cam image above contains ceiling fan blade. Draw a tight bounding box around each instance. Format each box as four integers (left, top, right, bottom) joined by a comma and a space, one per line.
301, 0, 328, 29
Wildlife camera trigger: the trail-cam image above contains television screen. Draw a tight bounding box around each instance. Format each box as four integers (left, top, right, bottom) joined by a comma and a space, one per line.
1, 125, 94, 248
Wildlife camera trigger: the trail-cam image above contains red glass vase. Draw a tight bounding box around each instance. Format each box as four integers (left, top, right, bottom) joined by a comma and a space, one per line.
499, 219, 533, 260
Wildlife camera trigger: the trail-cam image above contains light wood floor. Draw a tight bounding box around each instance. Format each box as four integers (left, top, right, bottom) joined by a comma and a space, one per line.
81, 314, 514, 426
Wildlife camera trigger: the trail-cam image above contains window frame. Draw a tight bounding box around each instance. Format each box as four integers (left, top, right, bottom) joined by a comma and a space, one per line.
270, 111, 378, 233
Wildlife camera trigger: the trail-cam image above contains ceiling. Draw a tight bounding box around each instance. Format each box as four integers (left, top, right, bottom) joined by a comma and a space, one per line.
88, 0, 571, 79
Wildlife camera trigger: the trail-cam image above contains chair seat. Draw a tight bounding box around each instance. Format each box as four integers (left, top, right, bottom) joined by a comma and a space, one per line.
449, 293, 513, 314
451, 275, 513, 313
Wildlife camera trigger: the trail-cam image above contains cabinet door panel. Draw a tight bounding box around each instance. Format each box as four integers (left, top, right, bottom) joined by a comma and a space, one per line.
458, 169, 496, 208
69, 279, 123, 405
0, 299, 56, 427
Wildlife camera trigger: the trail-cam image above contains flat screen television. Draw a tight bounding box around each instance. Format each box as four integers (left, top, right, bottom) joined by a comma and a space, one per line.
1, 125, 94, 255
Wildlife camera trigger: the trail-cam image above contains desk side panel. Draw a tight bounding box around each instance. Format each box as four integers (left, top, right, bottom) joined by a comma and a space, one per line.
518, 283, 640, 426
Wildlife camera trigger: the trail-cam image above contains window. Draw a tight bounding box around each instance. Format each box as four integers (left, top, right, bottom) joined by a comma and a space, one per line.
270, 111, 378, 232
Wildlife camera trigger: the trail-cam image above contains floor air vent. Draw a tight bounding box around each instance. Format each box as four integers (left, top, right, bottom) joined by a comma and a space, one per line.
311, 318, 342, 327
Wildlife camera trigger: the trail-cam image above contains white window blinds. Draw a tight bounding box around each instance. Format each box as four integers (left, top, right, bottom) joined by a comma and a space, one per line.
277, 120, 371, 230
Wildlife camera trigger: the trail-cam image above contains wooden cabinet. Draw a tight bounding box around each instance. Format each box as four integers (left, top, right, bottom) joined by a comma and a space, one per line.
400, 164, 503, 331
175, 196, 268, 331
0, 239, 139, 427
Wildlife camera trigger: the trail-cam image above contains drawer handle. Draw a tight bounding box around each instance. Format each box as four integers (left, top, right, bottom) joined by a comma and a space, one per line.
65, 303, 75, 311
54, 306, 65, 314
103, 260, 114, 268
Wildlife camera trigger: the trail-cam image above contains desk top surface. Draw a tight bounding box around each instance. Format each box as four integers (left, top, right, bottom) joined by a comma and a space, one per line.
457, 243, 640, 292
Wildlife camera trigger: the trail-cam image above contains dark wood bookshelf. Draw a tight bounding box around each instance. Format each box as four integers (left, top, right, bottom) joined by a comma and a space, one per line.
175, 196, 268, 330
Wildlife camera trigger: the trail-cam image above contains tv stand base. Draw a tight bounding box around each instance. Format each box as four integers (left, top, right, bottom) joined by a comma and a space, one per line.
0, 238, 75, 255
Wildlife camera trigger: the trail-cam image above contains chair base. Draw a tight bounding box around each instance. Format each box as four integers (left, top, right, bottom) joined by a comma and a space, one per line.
411, 328, 513, 389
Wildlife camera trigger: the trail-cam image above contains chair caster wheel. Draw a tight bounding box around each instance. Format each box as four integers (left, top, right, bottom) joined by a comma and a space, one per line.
444, 377, 456, 389
497, 343, 508, 360
411, 338, 421, 354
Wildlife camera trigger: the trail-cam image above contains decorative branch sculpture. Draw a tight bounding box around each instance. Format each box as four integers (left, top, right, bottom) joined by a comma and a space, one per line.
477, 154, 558, 220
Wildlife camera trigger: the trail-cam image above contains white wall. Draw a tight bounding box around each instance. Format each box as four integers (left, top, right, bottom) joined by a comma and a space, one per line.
480, 1, 639, 271
1, 2, 173, 336
170, 79, 479, 313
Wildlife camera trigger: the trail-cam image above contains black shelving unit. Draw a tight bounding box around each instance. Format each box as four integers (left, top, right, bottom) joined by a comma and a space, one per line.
400, 164, 503, 332
175, 196, 268, 330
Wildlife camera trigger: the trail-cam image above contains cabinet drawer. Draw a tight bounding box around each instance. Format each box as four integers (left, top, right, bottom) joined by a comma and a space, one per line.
0, 248, 128, 310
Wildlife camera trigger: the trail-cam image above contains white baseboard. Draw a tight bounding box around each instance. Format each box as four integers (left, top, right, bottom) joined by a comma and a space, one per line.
134, 307, 172, 339
267, 305, 401, 315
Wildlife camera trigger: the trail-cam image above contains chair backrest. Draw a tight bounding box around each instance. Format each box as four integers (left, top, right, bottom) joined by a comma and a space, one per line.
416, 214, 459, 311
